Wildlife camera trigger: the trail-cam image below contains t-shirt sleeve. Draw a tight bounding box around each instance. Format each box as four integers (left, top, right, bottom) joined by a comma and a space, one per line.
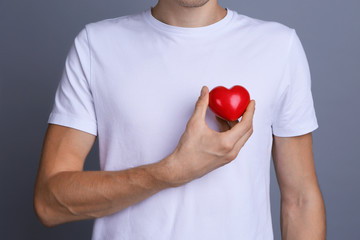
47, 26, 98, 136
271, 29, 319, 137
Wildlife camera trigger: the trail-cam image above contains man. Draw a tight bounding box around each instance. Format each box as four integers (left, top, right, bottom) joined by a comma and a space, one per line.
34, 0, 326, 239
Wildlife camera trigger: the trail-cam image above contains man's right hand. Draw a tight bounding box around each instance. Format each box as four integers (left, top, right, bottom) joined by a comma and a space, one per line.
162, 86, 256, 187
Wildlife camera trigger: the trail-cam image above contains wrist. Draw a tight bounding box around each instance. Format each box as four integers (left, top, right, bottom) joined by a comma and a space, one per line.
144, 153, 180, 189
153, 151, 186, 188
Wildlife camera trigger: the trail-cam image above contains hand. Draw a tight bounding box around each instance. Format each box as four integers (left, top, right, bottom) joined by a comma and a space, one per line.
215, 116, 239, 132
163, 86, 256, 187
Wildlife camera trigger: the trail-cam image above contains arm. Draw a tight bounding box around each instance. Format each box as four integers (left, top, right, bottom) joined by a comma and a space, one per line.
272, 132, 326, 239
34, 86, 255, 227
33, 124, 173, 227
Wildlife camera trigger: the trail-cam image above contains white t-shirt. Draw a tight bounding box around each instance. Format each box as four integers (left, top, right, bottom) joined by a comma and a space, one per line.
48, 7, 318, 240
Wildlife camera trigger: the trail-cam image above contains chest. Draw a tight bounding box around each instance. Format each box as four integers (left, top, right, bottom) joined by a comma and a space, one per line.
91, 37, 283, 147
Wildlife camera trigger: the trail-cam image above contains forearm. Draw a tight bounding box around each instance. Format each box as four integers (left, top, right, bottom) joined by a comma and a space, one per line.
34, 157, 174, 227
280, 188, 326, 239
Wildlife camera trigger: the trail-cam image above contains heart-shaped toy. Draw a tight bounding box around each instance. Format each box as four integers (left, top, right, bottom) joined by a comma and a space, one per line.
209, 85, 250, 121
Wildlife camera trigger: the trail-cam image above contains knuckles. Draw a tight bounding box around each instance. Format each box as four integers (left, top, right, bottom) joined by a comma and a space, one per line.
244, 120, 253, 131
219, 137, 234, 153
227, 152, 238, 161
248, 122, 254, 135
222, 151, 237, 163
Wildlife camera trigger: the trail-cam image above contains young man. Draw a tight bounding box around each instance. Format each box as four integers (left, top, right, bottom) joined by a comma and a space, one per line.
34, 0, 326, 239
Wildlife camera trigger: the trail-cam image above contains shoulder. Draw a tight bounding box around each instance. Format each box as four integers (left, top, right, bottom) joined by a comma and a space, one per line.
83, 10, 146, 39
237, 10, 295, 37
231, 9, 296, 46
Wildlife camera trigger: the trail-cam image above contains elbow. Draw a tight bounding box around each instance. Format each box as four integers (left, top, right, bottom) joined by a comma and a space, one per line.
33, 179, 82, 227
281, 186, 324, 210
33, 183, 61, 228
281, 195, 306, 211
33, 196, 56, 228
33, 196, 54, 228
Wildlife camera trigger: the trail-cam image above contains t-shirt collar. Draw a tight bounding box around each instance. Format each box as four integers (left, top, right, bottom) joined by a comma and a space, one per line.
143, 7, 234, 35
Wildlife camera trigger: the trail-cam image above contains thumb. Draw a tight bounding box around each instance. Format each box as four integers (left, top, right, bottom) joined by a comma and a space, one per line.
193, 86, 209, 120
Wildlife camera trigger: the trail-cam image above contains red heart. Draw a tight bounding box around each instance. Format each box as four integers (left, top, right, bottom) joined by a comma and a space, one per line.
209, 85, 250, 121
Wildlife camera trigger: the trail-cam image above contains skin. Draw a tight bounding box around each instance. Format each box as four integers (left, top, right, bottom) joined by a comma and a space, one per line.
34, 86, 255, 226
34, 0, 326, 238
150, 0, 227, 28
272, 134, 326, 239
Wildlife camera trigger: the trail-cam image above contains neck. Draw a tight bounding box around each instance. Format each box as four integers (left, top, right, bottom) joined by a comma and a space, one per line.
151, 0, 227, 28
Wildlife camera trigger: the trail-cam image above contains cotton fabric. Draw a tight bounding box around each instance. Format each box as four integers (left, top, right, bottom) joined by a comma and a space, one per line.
48, 7, 318, 240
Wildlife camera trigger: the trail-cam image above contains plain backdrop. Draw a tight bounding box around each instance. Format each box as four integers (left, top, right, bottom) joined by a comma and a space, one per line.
1, 0, 359, 239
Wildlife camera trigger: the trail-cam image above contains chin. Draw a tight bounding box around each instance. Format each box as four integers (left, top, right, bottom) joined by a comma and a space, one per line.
174, 0, 210, 8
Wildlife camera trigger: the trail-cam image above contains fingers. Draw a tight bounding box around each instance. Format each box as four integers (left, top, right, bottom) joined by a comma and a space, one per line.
239, 100, 256, 124
192, 86, 209, 121
215, 116, 239, 132
227, 119, 239, 129
226, 125, 254, 161
223, 100, 256, 143
215, 116, 229, 132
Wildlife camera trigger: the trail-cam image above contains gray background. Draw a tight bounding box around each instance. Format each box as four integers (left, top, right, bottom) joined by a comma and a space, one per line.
1, 0, 359, 239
